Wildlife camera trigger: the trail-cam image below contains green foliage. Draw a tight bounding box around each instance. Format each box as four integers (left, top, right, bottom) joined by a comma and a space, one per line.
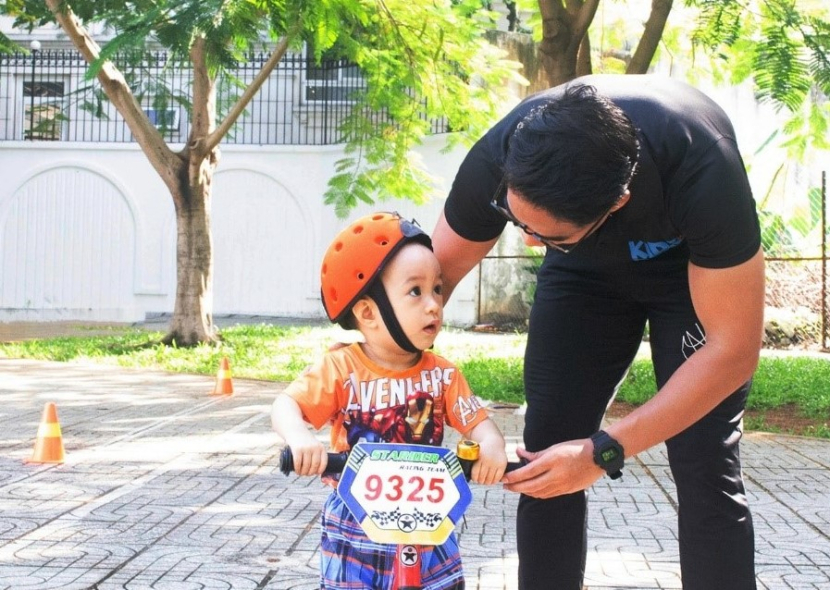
515, 0, 543, 43
684, 2, 829, 253
0, 31, 17, 53
686, 0, 830, 115
316, 0, 524, 214
754, 24, 811, 111
780, 100, 830, 160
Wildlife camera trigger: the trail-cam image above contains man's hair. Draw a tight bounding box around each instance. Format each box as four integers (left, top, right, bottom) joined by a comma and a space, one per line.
504, 84, 639, 224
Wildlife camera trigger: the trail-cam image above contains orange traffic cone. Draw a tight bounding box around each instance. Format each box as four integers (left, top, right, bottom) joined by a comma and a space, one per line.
212, 357, 234, 396
28, 402, 65, 464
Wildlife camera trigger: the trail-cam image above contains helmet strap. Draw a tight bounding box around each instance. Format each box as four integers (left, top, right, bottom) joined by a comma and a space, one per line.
366, 281, 421, 353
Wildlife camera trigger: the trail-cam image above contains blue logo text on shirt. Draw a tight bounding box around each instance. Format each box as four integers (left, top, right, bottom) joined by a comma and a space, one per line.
628, 238, 682, 261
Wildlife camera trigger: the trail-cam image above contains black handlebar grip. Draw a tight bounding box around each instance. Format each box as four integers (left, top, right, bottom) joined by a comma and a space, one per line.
458, 457, 525, 480
325, 452, 350, 474
505, 460, 525, 474
279, 446, 349, 476
278, 446, 295, 476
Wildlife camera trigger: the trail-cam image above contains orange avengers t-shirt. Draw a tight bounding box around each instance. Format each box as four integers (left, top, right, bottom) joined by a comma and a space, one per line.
285, 343, 489, 452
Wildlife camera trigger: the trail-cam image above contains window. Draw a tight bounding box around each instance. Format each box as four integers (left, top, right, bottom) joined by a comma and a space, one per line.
23, 80, 65, 140
304, 49, 365, 103
143, 108, 180, 132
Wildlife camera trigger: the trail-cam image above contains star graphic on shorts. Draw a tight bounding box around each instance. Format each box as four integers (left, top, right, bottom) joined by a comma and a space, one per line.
400, 546, 418, 566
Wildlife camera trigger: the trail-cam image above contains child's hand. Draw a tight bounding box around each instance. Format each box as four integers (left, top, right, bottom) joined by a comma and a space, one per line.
471, 436, 508, 485
272, 394, 328, 477
289, 437, 328, 476
465, 419, 508, 485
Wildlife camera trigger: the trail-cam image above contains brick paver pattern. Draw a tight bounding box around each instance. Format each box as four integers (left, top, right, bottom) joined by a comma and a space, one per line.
0, 359, 828, 589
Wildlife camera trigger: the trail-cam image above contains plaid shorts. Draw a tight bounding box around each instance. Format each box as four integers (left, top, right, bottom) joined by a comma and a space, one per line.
320, 491, 464, 589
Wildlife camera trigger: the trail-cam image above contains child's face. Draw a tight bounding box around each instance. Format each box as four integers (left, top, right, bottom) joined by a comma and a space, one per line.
380, 243, 444, 351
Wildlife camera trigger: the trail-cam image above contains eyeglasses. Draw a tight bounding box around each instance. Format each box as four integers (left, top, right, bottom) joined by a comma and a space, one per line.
490, 185, 614, 254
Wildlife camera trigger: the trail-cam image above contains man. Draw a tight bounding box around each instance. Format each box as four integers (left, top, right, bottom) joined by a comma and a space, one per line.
431, 75, 764, 590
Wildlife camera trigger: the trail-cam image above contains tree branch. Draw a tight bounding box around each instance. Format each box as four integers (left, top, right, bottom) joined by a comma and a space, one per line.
576, 34, 592, 76
570, 0, 601, 42
205, 19, 303, 153
188, 36, 215, 160
43, 0, 182, 194
628, 0, 673, 74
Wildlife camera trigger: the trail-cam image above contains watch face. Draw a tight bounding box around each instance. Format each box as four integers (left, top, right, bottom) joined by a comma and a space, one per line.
592, 431, 624, 478
600, 448, 619, 463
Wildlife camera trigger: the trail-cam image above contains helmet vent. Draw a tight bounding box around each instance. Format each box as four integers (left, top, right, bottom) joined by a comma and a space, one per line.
353, 225, 364, 234
334, 242, 343, 252
356, 272, 365, 280
376, 235, 389, 246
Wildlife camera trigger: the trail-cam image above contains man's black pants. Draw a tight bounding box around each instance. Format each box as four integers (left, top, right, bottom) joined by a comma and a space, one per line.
517, 261, 756, 590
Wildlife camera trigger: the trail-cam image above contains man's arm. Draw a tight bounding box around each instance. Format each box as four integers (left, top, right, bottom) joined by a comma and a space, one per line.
609, 247, 765, 451
432, 210, 499, 302
503, 247, 765, 498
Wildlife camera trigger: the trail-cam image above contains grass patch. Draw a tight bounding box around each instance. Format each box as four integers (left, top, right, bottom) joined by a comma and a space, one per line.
1, 324, 827, 437
750, 357, 830, 417
457, 357, 526, 406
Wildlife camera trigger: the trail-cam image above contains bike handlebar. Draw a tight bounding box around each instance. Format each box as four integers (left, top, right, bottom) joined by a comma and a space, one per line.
279, 446, 349, 476
279, 441, 525, 480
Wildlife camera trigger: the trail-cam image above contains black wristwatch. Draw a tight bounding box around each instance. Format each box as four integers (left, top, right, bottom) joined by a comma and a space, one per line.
590, 430, 625, 480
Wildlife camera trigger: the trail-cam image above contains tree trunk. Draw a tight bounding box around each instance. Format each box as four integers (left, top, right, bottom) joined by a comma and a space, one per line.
162, 38, 220, 346
42, 4, 302, 347
163, 167, 218, 346
536, 13, 579, 89
535, 0, 600, 89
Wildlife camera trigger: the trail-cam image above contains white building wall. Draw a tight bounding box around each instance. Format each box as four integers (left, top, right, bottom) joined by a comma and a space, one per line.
0, 136, 479, 326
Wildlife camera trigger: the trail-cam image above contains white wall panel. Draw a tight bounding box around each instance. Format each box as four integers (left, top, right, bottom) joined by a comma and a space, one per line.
0, 139, 478, 326
211, 168, 317, 316
0, 164, 136, 320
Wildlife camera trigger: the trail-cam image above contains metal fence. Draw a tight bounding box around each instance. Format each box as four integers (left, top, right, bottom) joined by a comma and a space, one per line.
0, 50, 448, 145
762, 171, 829, 350
479, 171, 830, 351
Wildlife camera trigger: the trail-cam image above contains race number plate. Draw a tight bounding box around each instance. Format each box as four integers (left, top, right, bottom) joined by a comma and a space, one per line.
337, 442, 472, 545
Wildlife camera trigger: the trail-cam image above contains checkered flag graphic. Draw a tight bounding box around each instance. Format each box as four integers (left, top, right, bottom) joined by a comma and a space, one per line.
370, 507, 402, 526
413, 507, 442, 528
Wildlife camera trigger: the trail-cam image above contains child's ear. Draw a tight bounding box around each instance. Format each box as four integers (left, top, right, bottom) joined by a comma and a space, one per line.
351, 297, 378, 329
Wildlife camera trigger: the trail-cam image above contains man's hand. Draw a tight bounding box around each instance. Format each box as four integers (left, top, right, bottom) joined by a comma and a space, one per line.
501, 439, 604, 498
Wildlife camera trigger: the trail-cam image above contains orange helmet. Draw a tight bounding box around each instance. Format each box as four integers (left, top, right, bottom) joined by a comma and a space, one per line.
321, 212, 432, 324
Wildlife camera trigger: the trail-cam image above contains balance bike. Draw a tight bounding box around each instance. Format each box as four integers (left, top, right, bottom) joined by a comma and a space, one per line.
280, 440, 521, 590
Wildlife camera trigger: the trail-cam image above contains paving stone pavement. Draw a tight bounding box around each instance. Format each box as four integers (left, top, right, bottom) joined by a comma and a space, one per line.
0, 358, 828, 590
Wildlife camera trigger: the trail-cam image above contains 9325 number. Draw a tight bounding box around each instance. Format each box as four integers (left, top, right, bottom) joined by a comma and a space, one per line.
363, 475, 445, 503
